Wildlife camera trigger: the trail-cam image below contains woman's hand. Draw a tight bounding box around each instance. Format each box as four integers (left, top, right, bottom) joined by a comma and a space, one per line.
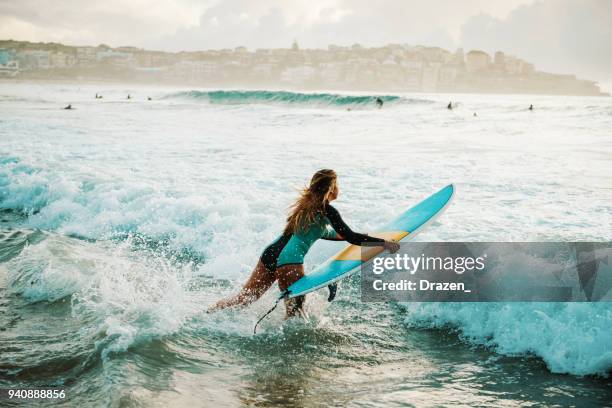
384, 240, 400, 253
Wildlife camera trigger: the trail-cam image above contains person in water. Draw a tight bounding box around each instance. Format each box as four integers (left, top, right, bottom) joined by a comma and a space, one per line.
529, 104, 534, 110
210, 169, 400, 317
63, 104, 73, 110
447, 102, 453, 110
376, 97, 384, 109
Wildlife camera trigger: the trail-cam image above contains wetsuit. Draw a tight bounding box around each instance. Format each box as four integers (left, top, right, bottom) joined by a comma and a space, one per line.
261, 204, 384, 274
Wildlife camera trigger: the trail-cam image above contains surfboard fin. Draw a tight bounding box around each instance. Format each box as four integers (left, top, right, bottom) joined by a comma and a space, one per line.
327, 283, 338, 302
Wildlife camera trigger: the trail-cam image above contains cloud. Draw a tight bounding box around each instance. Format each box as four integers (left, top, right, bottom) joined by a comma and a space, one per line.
148, 0, 498, 51
1, 0, 531, 51
0, 0, 205, 46
460, 0, 612, 82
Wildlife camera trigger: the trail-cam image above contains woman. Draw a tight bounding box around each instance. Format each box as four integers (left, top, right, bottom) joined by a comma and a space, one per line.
210, 169, 400, 317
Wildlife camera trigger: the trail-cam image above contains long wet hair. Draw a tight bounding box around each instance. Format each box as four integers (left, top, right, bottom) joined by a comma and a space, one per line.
284, 169, 337, 234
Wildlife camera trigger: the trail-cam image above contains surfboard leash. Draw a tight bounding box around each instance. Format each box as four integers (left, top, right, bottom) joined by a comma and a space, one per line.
253, 290, 290, 334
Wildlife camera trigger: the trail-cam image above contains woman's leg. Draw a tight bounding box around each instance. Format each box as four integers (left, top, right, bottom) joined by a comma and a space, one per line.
209, 260, 276, 311
276, 264, 306, 318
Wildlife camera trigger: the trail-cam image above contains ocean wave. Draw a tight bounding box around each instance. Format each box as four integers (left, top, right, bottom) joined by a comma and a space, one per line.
162, 90, 423, 108
5, 232, 196, 359
0, 155, 269, 273
401, 302, 612, 377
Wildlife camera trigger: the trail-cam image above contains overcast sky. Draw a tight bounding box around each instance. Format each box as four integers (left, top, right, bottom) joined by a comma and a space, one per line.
1, 0, 611, 88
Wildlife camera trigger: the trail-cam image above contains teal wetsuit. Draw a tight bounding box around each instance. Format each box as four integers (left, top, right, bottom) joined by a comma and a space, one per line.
260, 204, 384, 273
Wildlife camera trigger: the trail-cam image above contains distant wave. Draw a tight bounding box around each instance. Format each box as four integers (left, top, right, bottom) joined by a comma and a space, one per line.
162, 90, 431, 108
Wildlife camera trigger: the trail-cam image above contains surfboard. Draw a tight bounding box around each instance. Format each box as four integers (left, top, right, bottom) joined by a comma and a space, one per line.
284, 184, 455, 299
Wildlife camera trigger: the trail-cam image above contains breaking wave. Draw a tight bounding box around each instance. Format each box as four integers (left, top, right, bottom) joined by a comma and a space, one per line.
162, 90, 422, 108
402, 302, 612, 377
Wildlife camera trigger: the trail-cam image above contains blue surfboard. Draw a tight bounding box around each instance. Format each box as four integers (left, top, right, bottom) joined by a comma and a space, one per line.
284, 184, 455, 299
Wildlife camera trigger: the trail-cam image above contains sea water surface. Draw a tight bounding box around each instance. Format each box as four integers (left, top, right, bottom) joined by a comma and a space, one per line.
0, 83, 611, 407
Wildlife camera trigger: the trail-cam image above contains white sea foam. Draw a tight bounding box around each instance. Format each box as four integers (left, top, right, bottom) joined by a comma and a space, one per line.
401, 302, 612, 376
7, 233, 197, 358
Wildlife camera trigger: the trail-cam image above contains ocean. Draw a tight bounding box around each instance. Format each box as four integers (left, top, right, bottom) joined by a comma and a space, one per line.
0, 82, 611, 407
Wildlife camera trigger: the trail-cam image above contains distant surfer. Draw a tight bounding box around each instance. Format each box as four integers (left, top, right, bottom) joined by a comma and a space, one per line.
529, 104, 534, 111
127, 94, 131, 100
209, 169, 399, 317
376, 97, 384, 109
147, 97, 152, 101
95, 93, 102, 99
63, 104, 73, 110
473, 112, 477, 117
447, 102, 453, 110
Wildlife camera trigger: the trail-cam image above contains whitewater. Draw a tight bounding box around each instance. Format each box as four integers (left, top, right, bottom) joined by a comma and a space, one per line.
1, 82, 611, 407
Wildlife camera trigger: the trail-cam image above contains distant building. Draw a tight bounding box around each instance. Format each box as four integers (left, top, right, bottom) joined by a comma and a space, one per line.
521, 62, 535, 75
172, 60, 217, 80
50, 52, 75, 68
16, 50, 50, 70
0, 48, 14, 65
494, 51, 505, 66
422, 63, 441, 92
466, 50, 491, 72
439, 65, 459, 87
251, 63, 275, 78
454, 48, 464, 64
76, 47, 97, 66
0, 39, 605, 96
97, 49, 132, 64
318, 62, 344, 84
504, 55, 533, 76
0, 49, 19, 77
281, 65, 315, 83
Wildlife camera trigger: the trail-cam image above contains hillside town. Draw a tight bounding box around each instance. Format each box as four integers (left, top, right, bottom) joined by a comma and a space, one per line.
0, 40, 606, 96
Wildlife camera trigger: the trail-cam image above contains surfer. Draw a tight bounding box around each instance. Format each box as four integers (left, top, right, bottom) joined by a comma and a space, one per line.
447, 102, 453, 110
210, 169, 400, 317
376, 97, 384, 109
127, 94, 131, 100
63, 104, 73, 110
529, 104, 534, 110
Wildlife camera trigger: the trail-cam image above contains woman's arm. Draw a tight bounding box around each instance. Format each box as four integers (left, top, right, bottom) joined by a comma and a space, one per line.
320, 226, 343, 241
324, 204, 385, 245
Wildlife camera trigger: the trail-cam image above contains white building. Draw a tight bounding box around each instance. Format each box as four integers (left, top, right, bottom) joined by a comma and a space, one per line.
280, 66, 315, 83
465, 50, 491, 72
50, 52, 76, 68
76, 47, 97, 66
421, 63, 441, 92
16, 50, 50, 70
0, 60, 19, 77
